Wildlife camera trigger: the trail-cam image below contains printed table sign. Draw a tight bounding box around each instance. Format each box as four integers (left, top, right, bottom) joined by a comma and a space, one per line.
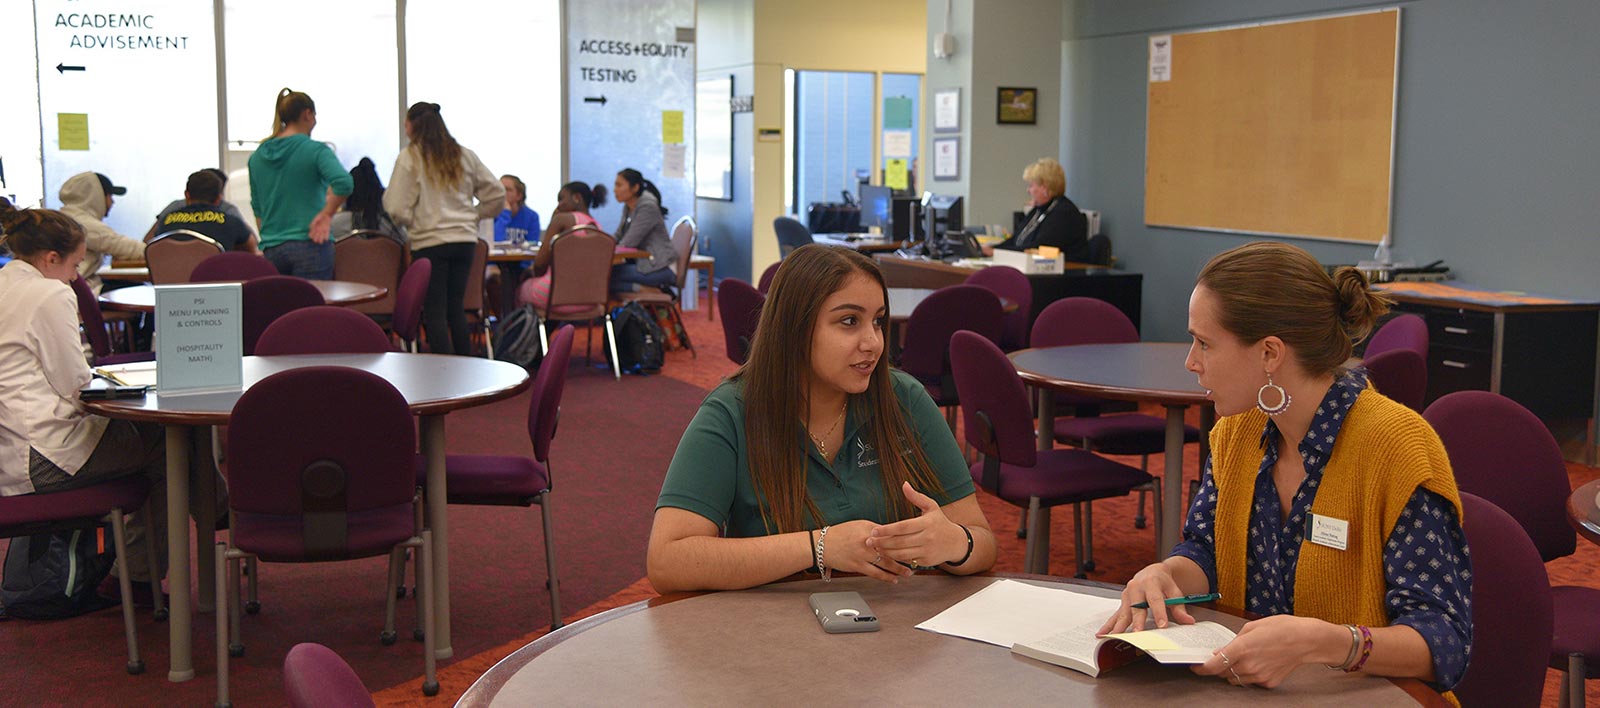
154, 283, 243, 395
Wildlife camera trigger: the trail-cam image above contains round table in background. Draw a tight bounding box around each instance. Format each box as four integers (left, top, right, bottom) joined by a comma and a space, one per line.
1568, 478, 1600, 545
97, 280, 387, 313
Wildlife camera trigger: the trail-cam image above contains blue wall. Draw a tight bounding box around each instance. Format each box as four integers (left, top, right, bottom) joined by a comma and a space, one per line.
697, 66, 756, 283
1061, 0, 1600, 341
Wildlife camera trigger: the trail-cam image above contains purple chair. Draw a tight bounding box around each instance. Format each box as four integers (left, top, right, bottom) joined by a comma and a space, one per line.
1424, 390, 1596, 705
241, 276, 325, 356
1034, 297, 1199, 537
392, 258, 432, 352
965, 265, 1033, 351
1455, 492, 1553, 708
539, 226, 620, 379
0, 475, 162, 675
1362, 348, 1427, 412
255, 306, 393, 356
949, 330, 1155, 577
756, 262, 780, 294
216, 367, 436, 705
715, 278, 764, 366
70, 275, 153, 366
283, 643, 375, 708
1365, 313, 1428, 359
420, 325, 575, 629
190, 252, 279, 283
898, 285, 1003, 419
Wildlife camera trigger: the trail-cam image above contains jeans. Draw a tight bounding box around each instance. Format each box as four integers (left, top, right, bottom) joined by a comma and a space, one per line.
610, 262, 676, 293
264, 239, 335, 280
413, 241, 477, 355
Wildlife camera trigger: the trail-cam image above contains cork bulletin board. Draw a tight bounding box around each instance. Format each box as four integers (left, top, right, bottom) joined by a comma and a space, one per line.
1144, 8, 1400, 244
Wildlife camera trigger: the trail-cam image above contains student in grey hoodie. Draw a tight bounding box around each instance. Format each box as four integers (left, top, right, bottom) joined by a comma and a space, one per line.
57, 171, 144, 292
248, 89, 353, 279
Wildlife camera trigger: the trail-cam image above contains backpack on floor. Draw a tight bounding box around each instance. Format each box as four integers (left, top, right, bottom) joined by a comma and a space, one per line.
1, 527, 118, 620
493, 304, 544, 369
606, 302, 665, 374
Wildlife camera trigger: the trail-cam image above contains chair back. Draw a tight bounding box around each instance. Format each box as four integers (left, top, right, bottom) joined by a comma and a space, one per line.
191, 252, 279, 283
715, 278, 765, 365
70, 275, 113, 358
756, 261, 780, 294
283, 643, 375, 708
545, 226, 617, 320
464, 239, 487, 311
227, 367, 416, 561
392, 258, 432, 345
1086, 234, 1112, 266
965, 265, 1033, 351
1362, 349, 1427, 412
528, 325, 576, 463
1365, 313, 1428, 359
1031, 296, 1139, 348
668, 216, 698, 292
333, 230, 406, 316
146, 229, 225, 284
773, 217, 813, 257
241, 276, 326, 356
1454, 492, 1553, 708
255, 306, 392, 356
898, 285, 1003, 385
1423, 390, 1576, 562
949, 330, 1037, 470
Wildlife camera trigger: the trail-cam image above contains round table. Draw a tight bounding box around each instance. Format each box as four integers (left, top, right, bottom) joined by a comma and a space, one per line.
1009, 343, 1214, 554
85, 353, 529, 681
487, 244, 649, 264
1568, 478, 1600, 545
457, 574, 1442, 706
98, 280, 387, 313
887, 287, 1017, 322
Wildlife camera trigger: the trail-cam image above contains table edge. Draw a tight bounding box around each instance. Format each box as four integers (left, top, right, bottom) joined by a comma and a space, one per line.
1569, 480, 1600, 545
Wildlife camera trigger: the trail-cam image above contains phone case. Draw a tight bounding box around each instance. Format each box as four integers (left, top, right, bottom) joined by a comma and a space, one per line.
809, 591, 880, 633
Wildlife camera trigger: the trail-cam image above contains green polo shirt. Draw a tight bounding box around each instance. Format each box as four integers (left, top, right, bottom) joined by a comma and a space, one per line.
658, 369, 977, 537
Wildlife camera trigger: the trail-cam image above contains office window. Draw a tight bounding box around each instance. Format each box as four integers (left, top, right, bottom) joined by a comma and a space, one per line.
224, 0, 400, 174
793, 71, 874, 216
406, 0, 562, 215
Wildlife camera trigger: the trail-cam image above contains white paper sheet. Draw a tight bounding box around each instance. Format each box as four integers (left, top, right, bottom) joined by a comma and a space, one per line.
915, 579, 1123, 648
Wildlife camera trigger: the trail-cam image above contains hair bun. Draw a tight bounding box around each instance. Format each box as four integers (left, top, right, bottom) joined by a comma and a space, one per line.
429, 102, 441, 113
1331, 266, 1392, 344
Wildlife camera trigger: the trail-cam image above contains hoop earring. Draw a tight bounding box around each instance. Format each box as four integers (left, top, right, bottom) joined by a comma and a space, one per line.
1257, 373, 1292, 416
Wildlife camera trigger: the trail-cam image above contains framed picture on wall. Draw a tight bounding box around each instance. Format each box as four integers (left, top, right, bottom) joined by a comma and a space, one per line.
997, 87, 1037, 125
933, 88, 961, 133
932, 137, 960, 180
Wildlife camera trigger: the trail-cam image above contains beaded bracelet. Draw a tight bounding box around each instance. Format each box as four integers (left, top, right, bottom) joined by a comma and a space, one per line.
1345, 624, 1374, 673
815, 525, 831, 582
942, 524, 974, 568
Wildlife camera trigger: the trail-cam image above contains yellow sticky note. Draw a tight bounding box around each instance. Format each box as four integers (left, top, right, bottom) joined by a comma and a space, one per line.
885, 159, 908, 190
1036, 245, 1061, 259
1106, 629, 1182, 652
662, 110, 685, 145
58, 113, 90, 150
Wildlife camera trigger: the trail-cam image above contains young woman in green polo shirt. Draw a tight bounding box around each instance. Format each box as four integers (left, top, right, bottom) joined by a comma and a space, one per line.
647, 245, 996, 594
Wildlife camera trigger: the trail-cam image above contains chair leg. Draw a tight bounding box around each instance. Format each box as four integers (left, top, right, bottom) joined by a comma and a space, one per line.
215, 543, 231, 708
420, 530, 439, 697
382, 547, 403, 645
143, 499, 167, 621
1023, 498, 1052, 575
1083, 502, 1096, 571
483, 315, 495, 360
1567, 654, 1585, 708
1017, 508, 1027, 539
1072, 503, 1087, 579
537, 321, 549, 355
109, 510, 144, 675
669, 304, 695, 358
604, 314, 621, 380
228, 555, 243, 657
540, 492, 563, 629
244, 557, 259, 614
1134, 454, 1150, 529
1149, 478, 1164, 562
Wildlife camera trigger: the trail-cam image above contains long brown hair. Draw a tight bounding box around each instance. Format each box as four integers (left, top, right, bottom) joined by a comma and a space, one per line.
405, 102, 463, 188
737, 245, 946, 533
1197, 241, 1392, 377
265, 88, 315, 141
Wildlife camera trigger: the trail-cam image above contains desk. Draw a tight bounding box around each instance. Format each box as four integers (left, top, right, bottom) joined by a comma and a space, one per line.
814, 233, 911, 253
874, 255, 1143, 332
486, 244, 647, 265
1009, 343, 1214, 554
100, 266, 151, 282
85, 353, 529, 681
1569, 479, 1600, 546
887, 287, 1017, 323
457, 574, 1440, 706
98, 280, 387, 313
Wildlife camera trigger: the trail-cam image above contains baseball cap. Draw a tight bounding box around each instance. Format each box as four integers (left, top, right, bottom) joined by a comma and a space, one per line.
95, 173, 127, 196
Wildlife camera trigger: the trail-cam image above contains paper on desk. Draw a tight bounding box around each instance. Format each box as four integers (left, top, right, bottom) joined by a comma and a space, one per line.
915, 579, 1122, 647
98, 361, 158, 388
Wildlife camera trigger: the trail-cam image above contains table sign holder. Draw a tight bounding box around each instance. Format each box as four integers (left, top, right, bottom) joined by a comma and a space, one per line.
154, 283, 244, 395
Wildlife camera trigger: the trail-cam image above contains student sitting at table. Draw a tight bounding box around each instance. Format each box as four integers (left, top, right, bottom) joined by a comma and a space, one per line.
58, 171, 145, 293
609, 168, 677, 294
516, 181, 607, 312
493, 174, 540, 245
647, 245, 997, 593
143, 168, 256, 244
145, 169, 258, 252
1098, 241, 1471, 697
330, 157, 405, 242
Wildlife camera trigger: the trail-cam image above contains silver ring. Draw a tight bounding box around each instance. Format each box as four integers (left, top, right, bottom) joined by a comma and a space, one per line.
1219, 651, 1232, 665
871, 552, 882, 565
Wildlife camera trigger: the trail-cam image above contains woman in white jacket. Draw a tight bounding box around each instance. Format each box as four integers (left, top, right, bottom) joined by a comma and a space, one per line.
384, 102, 504, 355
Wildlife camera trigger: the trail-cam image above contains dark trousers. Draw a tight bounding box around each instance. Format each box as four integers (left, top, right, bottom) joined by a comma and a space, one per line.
413, 241, 476, 356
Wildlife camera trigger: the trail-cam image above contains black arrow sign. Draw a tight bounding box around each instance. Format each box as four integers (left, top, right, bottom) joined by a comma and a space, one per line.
583, 96, 608, 105
56, 63, 86, 74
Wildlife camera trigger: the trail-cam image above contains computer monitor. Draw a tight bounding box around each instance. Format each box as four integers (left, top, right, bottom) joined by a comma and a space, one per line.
859, 184, 892, 231
890, 196, 919, 241
922, 193, 964, 244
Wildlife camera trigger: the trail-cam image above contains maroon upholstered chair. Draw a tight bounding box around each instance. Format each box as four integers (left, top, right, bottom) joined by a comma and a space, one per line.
1454, 492, 1553, 708
898, 285, 1003, 418
255, 306, 393, 356
0, 475, 162, 674
463, 239, 492, 358
392, 258, 432, 352
1365, 313, 1428, 359
334, 230, 406, 318
1362, 348, 1427, 412
216, 367, 436, 705
540, 226, 621, 379
1424, 390, 1596, 705
240, 276, 325, 356
756, 261, 780, 294
283, 643, 375, 708
71, 275, 153, 366
145, 229, 224, 284
613, 216, 697, 357
190, 252, 279, 282
965, 265, 1033, 351
949, 330, 1155, 577
715, 278, 764, 366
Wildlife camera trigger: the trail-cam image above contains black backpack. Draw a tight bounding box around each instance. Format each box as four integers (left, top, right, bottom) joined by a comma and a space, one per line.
493, 304, 544, 369
1, 527, 118, 620
606, 302, 665, 374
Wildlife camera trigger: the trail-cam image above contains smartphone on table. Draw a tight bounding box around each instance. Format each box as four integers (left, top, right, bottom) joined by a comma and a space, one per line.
809, 591, 880, 634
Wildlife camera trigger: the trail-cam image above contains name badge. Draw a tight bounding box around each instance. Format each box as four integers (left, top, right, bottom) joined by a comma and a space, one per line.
1307, 513, 1349, 551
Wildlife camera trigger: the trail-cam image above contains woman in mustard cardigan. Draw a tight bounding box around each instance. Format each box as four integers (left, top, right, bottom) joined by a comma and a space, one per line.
1098, 241, 1471, 696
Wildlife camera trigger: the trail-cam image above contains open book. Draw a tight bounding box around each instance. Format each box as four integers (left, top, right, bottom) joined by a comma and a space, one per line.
1011, 620, 1237, 677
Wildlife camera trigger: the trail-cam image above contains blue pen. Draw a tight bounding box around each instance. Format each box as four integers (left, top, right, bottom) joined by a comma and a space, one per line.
1131, 592, 1219, 610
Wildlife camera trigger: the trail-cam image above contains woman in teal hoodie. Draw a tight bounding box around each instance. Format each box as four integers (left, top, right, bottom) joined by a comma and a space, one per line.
248, 89, 353, 279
